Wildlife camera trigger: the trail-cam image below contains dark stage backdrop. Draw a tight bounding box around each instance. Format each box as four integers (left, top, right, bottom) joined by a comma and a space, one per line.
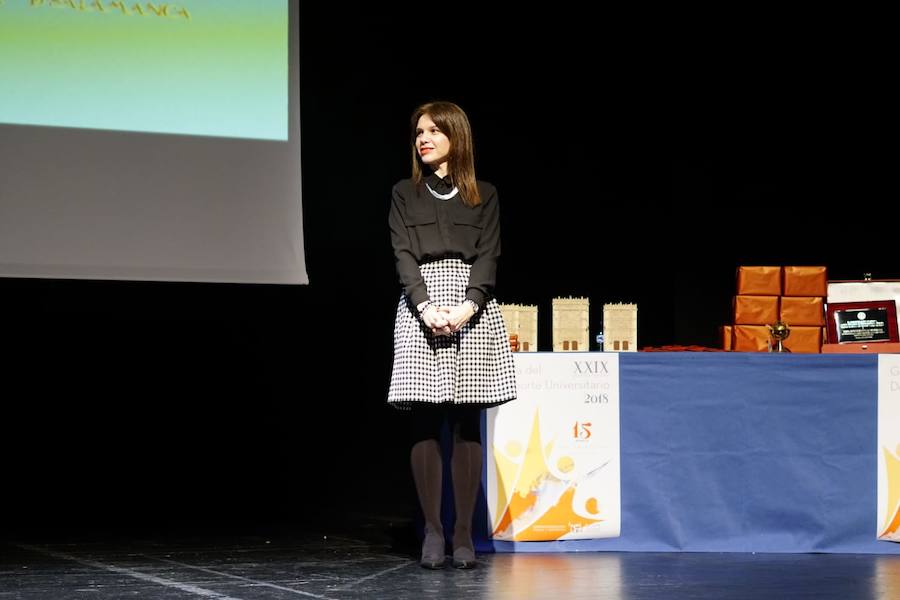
0, 4, 893, 534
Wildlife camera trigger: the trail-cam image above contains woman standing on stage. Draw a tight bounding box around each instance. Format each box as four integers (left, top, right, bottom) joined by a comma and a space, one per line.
387, 101, 517, 569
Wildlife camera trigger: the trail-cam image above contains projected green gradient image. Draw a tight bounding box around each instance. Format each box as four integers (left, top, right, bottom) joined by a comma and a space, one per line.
0, 0, 288, 140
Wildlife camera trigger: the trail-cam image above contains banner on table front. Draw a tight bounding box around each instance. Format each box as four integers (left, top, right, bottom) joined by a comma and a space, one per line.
879, 354, 900, 541
486, 353, 620, 541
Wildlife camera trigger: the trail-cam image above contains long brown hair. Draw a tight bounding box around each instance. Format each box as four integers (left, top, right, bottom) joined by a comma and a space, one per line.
410, 101, 481, 207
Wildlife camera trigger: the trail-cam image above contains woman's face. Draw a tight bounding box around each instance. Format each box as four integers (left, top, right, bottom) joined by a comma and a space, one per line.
415, 114, 450, 170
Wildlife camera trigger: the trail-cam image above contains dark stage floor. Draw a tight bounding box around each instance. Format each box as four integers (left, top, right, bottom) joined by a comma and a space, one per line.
2, 515, 899, 599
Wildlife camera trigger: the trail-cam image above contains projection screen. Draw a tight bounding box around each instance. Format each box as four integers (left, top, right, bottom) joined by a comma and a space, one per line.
0, 0, 308, 284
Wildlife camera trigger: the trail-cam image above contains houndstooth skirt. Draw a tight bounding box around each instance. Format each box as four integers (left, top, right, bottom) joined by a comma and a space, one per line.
388, 258, 517, 410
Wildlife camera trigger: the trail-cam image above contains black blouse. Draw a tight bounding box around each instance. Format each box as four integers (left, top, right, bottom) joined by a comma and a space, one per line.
389, 173, 501, 308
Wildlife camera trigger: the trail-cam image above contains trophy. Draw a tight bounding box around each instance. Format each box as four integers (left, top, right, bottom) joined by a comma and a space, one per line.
768, 321, 791, 353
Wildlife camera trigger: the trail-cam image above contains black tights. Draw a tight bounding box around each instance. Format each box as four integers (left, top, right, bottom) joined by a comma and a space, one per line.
409, 403, 483, 560
410, 403, 482, 445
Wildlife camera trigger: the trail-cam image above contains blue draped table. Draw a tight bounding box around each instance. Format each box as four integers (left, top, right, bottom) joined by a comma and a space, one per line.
476, 352, 900, 554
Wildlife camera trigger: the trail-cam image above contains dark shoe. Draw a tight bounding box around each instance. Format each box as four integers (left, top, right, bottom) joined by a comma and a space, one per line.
420, 528, 446, 569
451, 545, 476, 569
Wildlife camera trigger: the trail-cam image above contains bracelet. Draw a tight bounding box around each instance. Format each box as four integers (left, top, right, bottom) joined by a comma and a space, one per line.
464, 299, 480, 313
417, 300, 436, 318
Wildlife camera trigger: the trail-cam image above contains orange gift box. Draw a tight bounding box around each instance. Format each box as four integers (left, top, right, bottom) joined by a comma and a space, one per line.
737, 266, 783, 295
720, 325, 733, 351
733, 325, 770, 352
783, 326, 822, 353
779, 296, 825, 326
783, 266, 827, 297
734, 295, 780, 325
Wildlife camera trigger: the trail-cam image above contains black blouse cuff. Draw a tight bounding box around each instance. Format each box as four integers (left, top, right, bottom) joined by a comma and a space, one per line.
466, 289, 487, 308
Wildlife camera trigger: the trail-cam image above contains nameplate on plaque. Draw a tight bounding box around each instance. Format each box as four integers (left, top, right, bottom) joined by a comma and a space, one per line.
825, 300, 899, 344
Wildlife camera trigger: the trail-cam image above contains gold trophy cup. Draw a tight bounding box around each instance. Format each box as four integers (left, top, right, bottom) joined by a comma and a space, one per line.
768, 321, 791, 353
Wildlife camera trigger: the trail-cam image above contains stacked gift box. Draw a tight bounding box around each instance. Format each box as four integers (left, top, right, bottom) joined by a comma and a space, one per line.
722, 266, 827, 353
